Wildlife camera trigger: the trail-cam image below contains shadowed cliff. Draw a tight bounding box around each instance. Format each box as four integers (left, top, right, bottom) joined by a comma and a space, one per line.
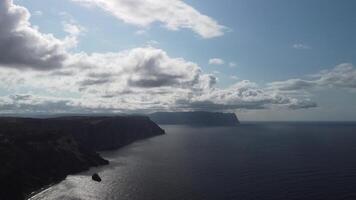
149, 111, 240, 126
0, 116, 165, 200
48, 116, 166, 151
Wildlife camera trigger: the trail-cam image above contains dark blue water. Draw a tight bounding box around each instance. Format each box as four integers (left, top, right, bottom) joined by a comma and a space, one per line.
31, 122, 356, 200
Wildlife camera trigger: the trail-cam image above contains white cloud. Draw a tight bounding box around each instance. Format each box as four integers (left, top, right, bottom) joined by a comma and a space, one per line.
0, 44, 317, 114
72, 47, 214, 90
229, 62, 237, 67
292, 43, 311, 50
0, 75, 317, 114
135, 29, 148, 35
145, 40, 159, 46
70, 0, 226, 39
0, 46, 219, 111
269, 63, 356, 91
33, 10, 43, 16
0, 0, 71, 70
0, 94, 79, 114
63, 21, 85, 36
0, 0, 317, 114
175, 80, 317, 111
209, 58, 225, 65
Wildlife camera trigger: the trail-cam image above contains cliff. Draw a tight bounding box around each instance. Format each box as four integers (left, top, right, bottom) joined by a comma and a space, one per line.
47, 116, 165, 151
149, 111, 240, 126
0, 116, 165, 200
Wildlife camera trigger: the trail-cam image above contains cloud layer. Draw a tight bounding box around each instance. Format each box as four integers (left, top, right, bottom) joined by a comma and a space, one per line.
70, 0, 226, 38
269, 63, 356, 91
0, 0, 317, 114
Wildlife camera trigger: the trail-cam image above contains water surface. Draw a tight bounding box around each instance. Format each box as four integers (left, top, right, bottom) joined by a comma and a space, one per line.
30, 123, 356, 200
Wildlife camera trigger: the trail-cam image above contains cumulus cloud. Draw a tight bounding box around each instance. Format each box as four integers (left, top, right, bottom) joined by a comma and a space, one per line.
269, 63, 356, 91
66, 47, 214, 91
0, 94, 121, 114
0, 78, 317, 114
209, 58, 225, 65
0, 50, 317, 114
0, 0, 71, 70
70, 0, 226, 39
0, 94, 75, 114
0, 46, 221, 111
175, 80, 317, 111
0, 0, 317, 114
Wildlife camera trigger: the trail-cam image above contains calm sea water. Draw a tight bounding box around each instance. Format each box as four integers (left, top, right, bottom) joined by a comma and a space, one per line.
30, 122, 356, 200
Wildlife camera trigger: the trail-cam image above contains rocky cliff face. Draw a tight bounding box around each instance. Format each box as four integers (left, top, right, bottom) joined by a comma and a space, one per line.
0, 116, 165, 200
47, 116, 166, 151
149, 111, 240, 126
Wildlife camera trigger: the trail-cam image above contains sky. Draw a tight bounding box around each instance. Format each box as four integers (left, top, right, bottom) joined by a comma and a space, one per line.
0, 0, 356, 121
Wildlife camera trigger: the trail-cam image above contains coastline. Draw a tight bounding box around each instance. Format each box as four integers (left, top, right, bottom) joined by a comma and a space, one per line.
0, 116, 165, 200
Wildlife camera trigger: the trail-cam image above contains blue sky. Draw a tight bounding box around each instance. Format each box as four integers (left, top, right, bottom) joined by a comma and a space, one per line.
1, 0, 356, 120
20, 0, 356, 82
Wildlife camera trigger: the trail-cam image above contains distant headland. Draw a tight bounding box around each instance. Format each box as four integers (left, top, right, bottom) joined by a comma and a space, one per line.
149, 111, 240, 126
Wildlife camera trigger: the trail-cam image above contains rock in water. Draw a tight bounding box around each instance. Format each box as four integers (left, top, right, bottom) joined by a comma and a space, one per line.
92, 173, 102, 182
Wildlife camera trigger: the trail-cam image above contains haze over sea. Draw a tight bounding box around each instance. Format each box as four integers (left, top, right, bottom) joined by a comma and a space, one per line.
31, 122, 356, 200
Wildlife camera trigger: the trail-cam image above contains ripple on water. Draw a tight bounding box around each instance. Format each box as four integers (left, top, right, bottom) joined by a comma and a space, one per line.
30, 123, 356, 200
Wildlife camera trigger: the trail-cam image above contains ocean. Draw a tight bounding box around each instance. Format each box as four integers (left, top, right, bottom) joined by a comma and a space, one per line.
30, 122, 356, 200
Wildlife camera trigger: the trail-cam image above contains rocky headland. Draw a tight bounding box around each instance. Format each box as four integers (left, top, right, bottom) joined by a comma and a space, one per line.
0, 116, 165, 200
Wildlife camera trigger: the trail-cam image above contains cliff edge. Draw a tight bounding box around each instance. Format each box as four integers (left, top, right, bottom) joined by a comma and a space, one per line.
0, 116, 165, 200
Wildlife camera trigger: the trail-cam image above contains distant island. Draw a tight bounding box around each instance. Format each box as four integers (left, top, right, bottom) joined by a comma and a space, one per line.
0, 116, 164, 200
149, 111, 240, 126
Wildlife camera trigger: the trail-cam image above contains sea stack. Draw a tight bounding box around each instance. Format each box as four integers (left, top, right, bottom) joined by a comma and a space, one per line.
92, 173, 102, 182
